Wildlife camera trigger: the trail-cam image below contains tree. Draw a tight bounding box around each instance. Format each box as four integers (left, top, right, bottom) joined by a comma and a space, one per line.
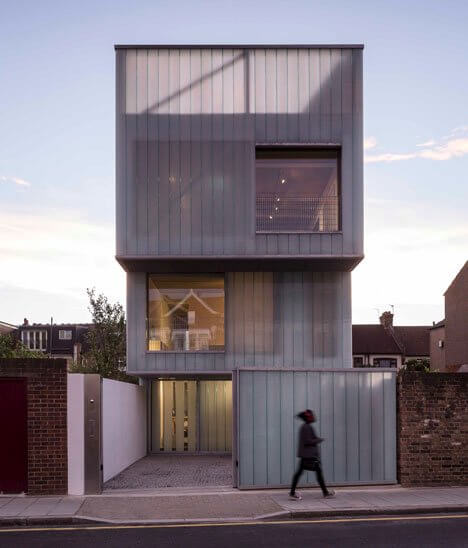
402, 358, 430, 372
70, 289, 135, 383
0, 333, 44, 358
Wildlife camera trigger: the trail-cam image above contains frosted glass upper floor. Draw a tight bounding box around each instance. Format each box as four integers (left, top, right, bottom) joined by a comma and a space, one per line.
116, 46, 363, 264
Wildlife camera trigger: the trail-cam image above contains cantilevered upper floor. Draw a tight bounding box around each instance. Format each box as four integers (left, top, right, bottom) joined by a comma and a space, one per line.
115, 45, 363, 272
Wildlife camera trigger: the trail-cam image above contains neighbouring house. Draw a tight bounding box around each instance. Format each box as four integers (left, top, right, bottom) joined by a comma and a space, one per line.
430, 261, 468, 372
115, 44, 397, 488
353, 311, 430, 369
429, 319, 445, 371
0, 321, 17, 335
15, 319, 91, 365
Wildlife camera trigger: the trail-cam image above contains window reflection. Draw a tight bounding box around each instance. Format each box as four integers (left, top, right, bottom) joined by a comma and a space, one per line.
256, 148, 340, 232
148, 274, 225, 351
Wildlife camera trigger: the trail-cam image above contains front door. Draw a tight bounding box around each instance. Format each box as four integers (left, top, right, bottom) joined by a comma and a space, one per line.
0, 378, 28, 493
151, 380, 232, 453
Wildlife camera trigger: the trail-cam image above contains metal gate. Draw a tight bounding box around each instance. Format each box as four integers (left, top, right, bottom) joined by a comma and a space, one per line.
234, 369, 396, 488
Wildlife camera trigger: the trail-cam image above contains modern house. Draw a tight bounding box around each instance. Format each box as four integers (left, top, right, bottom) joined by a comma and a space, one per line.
353, 311, 430, 368
430, 261, 468, 372
115, 44, 396, 488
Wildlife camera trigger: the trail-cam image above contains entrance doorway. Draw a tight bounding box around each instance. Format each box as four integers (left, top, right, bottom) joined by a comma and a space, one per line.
151, 380, 232, 453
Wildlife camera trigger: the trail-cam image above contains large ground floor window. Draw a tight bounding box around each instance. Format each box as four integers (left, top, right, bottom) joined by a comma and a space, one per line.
147, 274, 225, 351
151, 379, 232, 453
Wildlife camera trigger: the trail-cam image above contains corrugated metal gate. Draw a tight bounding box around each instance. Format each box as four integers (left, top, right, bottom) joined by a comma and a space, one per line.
234, 369, 396, 488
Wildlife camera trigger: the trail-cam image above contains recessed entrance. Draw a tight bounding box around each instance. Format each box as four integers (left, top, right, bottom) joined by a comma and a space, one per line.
151, 380, 232, 453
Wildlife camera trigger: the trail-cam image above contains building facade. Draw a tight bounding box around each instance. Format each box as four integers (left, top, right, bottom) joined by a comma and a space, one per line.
353, 312, 430, 369
116, 45, 396, 487
15, 320, 91, 365
430, 261, 468, 372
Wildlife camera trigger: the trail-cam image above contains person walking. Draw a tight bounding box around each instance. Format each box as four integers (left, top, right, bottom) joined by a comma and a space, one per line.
289, 409, 335, 500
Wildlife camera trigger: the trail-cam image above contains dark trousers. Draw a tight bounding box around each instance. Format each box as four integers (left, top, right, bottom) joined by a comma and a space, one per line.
290, 458, 328, 496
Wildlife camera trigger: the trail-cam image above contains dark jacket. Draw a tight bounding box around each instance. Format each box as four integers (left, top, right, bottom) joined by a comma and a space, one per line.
297, 423, 323, 458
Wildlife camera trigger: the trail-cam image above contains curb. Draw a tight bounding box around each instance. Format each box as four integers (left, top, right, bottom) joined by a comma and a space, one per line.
1, 505, 467, 528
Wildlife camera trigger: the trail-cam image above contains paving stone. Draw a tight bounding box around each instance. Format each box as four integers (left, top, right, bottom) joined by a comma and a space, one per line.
0, 498, 37, 517
78, 493, 283, 521
104, 454, 232, 490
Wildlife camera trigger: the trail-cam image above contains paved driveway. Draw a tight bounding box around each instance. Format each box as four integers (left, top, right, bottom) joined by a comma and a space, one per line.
104, 454, 233, 490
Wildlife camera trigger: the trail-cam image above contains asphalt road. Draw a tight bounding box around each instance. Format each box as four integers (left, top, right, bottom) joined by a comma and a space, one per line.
0, 514, 467, 548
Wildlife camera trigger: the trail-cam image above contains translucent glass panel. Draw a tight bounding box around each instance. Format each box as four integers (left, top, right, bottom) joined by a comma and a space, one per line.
256, 148, 340, 233
148, 274, 225, 351
199, 381, 232, 452
151, 380, 232, 452
153, 380, 197, 452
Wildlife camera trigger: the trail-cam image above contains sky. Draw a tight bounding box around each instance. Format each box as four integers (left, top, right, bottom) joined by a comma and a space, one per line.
1, 0, 467, 326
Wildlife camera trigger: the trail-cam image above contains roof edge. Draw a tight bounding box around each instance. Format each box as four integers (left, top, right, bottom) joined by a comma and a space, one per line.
114, 43, 364, 50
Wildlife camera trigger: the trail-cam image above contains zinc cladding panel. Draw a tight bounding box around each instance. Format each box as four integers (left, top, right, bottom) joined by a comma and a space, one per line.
237, 370, 397, 488
126, 270, 351, 373
116, 48, 363, 258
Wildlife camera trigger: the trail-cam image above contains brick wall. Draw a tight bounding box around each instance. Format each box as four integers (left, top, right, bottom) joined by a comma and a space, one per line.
398, 372, 468, 486
0, 359, 67, 495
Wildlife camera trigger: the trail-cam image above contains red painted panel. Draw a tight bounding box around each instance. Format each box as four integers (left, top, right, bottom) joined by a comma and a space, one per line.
0, 378, 28, 493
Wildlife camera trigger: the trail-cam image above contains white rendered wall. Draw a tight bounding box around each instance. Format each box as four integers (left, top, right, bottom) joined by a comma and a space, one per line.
67, 374, 85, 495
102, 379, 146, 482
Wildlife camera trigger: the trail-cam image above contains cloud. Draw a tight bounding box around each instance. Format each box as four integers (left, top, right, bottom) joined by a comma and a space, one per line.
365, 152, 417, 163
418, 138, 468, 161
416, 139, 435, 147
0, 175, 31, 187
365, 129, 468, 164
364, 136, 377, 150
0, 207, 124, 304
353, 197, 468, 324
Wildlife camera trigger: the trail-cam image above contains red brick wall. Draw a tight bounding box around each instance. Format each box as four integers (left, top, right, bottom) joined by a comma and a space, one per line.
398, 372, 468, 486
0, 359, 67, 495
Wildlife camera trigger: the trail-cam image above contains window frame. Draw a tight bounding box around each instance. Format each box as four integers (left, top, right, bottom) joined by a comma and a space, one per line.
146, 273, 226, 354
254, 145, 342, 234
58, 329, 72, 341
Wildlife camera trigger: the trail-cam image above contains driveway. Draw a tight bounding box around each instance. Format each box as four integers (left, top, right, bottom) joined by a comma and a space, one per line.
104, 454, 232, 490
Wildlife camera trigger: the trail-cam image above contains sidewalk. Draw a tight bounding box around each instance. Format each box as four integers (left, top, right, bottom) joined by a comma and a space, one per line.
1, 486, 468, 526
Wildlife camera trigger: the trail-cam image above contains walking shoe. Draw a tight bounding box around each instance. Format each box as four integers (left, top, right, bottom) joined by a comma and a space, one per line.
324, 489, 335, 498
289, 493, 302, 500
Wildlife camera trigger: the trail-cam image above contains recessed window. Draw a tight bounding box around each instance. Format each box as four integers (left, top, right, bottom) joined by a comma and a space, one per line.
256, 148, 340, 233
372, 357, 397, 368
59, 330, 72, 340
147, 274, 225, 352
21, 330, 47, 351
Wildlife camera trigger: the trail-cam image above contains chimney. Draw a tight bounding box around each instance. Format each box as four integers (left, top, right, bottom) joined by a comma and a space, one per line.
23, 318, 29, 326
379, 311, 394, 330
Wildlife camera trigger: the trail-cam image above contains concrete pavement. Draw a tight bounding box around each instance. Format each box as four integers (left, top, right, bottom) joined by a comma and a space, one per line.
1, 486, 468, 525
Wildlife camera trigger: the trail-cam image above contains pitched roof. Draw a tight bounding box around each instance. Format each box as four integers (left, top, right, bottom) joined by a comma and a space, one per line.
429, 319, 445, 330
444, 261, 468, 295
352, 324, 430, 357
394, 326, 430, 357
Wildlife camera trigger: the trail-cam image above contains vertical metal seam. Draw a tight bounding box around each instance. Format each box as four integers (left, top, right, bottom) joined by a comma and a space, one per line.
189, 50, 193, 254
146, 49, 149, 255
210, 49, 214, 255
178, 49, 182, 255
383, 373, 386, 480
357, 372, 360, 481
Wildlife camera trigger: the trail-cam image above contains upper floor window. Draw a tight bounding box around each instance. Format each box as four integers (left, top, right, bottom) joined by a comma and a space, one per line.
59, 330, 72, 340
21, 329, 47, 351
256, 147, 340, 233
373, 357, 397, 368
147, 274, 225, 352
